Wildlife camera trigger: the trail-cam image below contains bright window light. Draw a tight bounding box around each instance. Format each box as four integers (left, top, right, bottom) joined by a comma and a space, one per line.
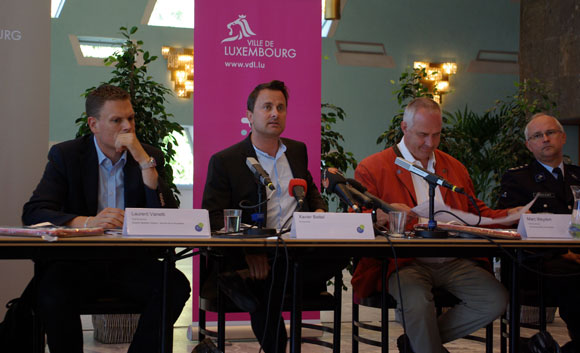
148, 0, 195, 29
78, 36, 124, 59
321, 0, 332, 37
167, 125, 193, 186
51, 0, 66, 18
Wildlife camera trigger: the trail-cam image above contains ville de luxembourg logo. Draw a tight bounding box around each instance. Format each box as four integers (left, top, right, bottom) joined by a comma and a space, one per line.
221, 15, 256, 43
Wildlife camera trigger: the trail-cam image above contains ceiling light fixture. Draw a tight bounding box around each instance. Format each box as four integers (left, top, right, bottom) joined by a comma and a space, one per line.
413, 61, 457, 104
161, 46, 194, 99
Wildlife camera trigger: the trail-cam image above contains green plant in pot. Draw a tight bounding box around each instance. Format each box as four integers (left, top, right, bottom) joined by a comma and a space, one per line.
75, 26, 183, 205
321, 103, 358, 211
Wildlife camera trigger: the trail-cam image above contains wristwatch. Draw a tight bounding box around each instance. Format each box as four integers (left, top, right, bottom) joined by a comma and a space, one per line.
139, 156, 157, 170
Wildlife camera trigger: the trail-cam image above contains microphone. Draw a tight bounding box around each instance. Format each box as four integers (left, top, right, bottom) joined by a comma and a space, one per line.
289, 178, 307, 209
347, 185, 375, 209
321, 168, 361, 212
246, 157, 275, 191
346, 178, 398, 213
394, 157, 465, 194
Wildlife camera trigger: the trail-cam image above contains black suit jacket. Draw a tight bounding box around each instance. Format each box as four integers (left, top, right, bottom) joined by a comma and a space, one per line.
22, 134, 177, 226
202, 135, 327, 231
498, 159, 580, 214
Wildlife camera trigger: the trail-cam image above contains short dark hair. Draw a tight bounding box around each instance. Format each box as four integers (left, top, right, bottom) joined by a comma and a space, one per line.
85, 84, 130, 118
246, 80, 289, 112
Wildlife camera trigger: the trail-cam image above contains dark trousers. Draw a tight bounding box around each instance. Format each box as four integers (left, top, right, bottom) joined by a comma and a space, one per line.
35, 259, 191, 353
543, 257, 580, 351
248, 251, 348, 353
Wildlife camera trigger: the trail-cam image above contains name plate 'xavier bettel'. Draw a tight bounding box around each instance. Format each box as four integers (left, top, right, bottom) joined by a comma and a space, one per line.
123, 208, 211, 237
290, 212, 374, 239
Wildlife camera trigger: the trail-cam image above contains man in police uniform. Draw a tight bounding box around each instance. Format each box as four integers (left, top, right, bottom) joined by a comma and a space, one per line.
499, 113, 580, 353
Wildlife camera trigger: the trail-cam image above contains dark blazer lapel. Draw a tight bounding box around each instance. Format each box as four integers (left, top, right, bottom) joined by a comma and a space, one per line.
82, 136, 99, 215
241, 135, 258, 160
124, 155, 141, 208
281, 139, 303, 179
532, 160, 556, 189
563, 164, 576, 205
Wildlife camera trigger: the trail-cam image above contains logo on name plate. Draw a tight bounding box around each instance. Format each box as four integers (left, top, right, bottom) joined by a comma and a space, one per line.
356, 225, 365, 233
195, 223, 204, 232
221, 15, 256, 43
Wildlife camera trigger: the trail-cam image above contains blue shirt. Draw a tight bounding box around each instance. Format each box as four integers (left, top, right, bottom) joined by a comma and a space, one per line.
538, 160, 565, 179
253, 142, 297, 229
94, 136, 126, 212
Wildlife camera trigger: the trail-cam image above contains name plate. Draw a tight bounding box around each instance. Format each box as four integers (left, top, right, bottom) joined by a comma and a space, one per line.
290, 212, 374, 239
123, 208, 211, 238
517, 214, 572, 239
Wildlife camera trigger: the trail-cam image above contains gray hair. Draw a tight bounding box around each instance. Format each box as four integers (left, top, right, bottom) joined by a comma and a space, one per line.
403, 97, 441, 129
524, 113, 563, 140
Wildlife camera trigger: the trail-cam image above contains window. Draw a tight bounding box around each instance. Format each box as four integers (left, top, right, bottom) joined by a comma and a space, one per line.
321, 0, 332, 37
167, 125, 193, 187
78, 36, 124, 59
146, 0, 195, 29
51, 0, 66, 18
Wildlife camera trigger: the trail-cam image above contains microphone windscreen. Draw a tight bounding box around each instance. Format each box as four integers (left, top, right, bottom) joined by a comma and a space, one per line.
289, 178, 307, 196
322, 168, 347, 192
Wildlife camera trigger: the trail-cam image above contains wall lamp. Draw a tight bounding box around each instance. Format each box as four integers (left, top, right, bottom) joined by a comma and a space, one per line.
324, 0, 341, 20
413, 61, 457, 104
161, 46, 194, 99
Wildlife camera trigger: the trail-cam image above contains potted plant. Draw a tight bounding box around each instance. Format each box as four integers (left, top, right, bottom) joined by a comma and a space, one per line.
321, 103, 358, 211
75, 26, 183, 205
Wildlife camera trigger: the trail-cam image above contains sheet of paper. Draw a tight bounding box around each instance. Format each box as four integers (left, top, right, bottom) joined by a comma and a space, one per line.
411, 194, 538, 226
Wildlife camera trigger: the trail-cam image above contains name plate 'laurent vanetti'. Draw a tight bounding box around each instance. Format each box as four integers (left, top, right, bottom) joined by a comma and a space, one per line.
123, 208, 211, 237
290, 212, 374, 239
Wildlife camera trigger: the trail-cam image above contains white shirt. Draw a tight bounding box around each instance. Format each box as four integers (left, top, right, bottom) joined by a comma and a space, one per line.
253, 141, 297, 229
397, 140, 444, 223
398, 139, 453, 263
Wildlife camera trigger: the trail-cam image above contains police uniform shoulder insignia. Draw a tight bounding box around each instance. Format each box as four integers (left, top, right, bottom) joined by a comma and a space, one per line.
508, 164, 528, 171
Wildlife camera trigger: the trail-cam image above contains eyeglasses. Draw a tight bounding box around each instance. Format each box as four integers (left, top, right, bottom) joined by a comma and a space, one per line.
527, 129, 562, 142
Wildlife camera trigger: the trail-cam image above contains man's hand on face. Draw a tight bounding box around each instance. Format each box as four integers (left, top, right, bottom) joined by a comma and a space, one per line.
115, 132, 149, 165
89, 208, 125, 229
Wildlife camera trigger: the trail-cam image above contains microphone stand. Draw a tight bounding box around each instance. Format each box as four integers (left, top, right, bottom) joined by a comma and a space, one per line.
414, 182, 448, 239
245, 182, 277, 236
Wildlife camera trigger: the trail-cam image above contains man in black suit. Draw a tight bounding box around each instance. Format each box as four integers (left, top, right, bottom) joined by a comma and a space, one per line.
499, 113, 580, 353
202, 80, 344, 353
22, 84, 190, 353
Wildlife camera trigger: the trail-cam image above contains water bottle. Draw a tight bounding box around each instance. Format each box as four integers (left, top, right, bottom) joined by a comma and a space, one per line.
569, 185, 580, 238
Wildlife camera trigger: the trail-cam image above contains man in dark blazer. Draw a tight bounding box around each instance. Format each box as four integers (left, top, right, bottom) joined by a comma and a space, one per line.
22, 84, 190, 353
499, 113, 580, 353
202, 80, 344, 353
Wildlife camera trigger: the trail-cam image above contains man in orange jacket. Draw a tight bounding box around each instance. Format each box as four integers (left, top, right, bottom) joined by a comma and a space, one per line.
352, 97, 520, 353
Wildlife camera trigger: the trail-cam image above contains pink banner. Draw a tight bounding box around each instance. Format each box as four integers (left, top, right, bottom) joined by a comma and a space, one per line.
193, 0, 322, 323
